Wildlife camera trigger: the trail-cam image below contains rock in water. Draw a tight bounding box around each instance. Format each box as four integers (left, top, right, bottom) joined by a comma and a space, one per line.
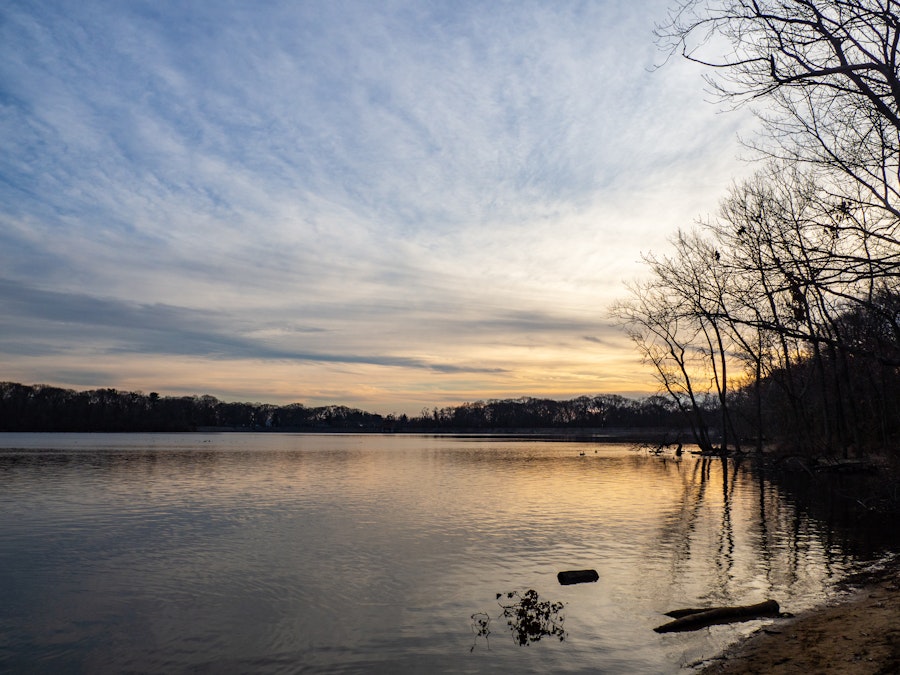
557, 569, 599, 585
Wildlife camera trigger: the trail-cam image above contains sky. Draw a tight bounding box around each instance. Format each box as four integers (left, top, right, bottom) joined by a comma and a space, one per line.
0, 0, 756, 415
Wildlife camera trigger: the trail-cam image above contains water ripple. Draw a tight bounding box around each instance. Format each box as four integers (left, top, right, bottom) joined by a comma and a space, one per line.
0, 433, 890, 673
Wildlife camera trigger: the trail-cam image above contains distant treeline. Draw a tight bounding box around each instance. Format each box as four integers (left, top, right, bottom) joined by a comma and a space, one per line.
0, 382, 690, 433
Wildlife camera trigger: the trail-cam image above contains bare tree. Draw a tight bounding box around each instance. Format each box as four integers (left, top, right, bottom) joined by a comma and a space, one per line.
615, 161, 900, 453
611, 235, 738, 452
611, 2, 900, 455
657, 0, 900, 220
707, 162, 900, 453
643, 230, 746, 452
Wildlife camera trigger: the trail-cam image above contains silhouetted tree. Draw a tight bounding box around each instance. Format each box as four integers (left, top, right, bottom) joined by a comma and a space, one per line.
658, 0, 900, 220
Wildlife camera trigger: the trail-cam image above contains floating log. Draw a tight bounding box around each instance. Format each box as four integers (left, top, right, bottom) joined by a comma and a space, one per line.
654, 599, 780, 633
557, 569, 599, 585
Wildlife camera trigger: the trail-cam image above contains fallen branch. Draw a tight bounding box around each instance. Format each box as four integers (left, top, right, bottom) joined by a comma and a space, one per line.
654, 599, 780, 633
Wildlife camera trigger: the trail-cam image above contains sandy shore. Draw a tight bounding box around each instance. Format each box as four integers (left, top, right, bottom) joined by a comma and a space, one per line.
700, 565, 900, 674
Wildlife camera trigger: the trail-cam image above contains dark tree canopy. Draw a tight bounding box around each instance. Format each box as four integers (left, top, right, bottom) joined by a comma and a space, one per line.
0, 383, 689, 433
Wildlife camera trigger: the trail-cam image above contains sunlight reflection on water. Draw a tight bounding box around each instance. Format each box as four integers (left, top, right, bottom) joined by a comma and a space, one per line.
0, 433, 889, 673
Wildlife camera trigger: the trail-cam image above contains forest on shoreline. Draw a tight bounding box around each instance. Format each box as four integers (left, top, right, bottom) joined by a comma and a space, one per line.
0, 381, 689, 434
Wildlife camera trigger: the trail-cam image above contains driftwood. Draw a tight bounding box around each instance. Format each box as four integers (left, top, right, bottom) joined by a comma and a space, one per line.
557, 569, 599, 585
654, 599, 780, 633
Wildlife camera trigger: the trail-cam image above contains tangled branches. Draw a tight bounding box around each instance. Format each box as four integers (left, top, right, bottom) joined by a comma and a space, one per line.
470, 589, 566, 651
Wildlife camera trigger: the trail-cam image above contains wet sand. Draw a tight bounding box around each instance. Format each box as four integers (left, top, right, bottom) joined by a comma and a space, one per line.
700, 566, 900, 674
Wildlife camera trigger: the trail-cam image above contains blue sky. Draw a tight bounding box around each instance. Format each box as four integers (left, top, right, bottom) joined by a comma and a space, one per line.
0, 0, 754, 414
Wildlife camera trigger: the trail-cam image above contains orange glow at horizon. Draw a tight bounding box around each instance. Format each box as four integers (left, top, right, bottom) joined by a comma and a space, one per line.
1, 339, 660, 416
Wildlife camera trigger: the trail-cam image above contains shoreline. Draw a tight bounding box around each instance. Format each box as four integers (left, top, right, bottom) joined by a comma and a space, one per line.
699, 562, 900, 674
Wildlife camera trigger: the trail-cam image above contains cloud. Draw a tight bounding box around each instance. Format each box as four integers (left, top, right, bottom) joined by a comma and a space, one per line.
0, 0, 756, 412
0, 277, 516, 374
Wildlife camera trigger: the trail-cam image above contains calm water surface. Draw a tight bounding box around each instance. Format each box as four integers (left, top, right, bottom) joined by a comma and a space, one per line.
0, 433, 887, 673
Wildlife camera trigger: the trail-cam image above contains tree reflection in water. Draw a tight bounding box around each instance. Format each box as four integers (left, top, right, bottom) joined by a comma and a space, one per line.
646, 449, 894, 606
471, 589, 566, 651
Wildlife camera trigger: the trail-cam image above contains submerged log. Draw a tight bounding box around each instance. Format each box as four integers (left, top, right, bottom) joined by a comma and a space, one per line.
557, 569, 599, 585
654, 599, 780, 633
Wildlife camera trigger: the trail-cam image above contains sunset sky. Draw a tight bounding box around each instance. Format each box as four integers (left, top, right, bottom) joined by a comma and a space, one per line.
0, 0, 756, 415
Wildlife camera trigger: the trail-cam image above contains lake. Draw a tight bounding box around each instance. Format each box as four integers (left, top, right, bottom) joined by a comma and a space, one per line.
0, 433, 890, 673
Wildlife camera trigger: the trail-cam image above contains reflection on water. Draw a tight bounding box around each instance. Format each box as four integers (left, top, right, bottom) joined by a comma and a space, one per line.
0, 433, 893, 674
